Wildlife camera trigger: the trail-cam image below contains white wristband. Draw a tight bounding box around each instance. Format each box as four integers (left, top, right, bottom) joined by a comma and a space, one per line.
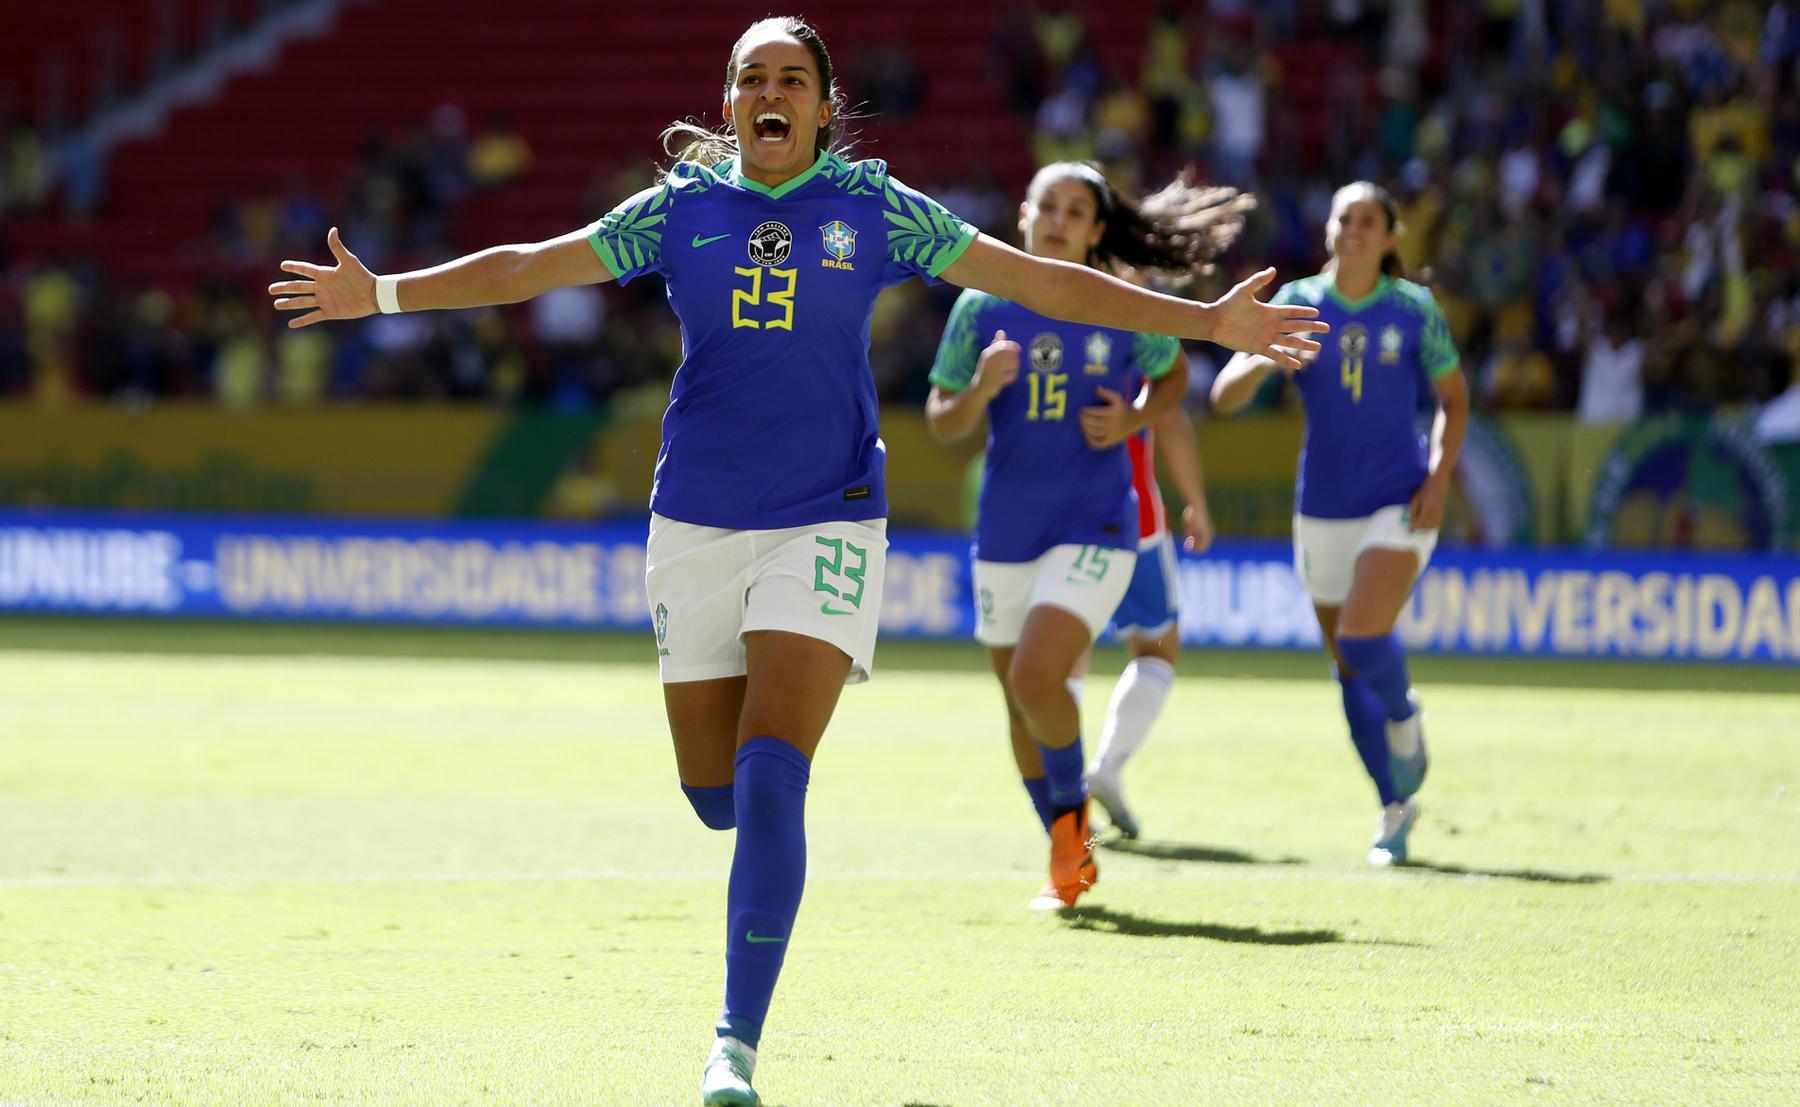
375, 275, 401, 315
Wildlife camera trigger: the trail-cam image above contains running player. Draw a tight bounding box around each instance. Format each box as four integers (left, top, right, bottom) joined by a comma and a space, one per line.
271, 22, 1324, 1102
1210, 180, 1468, 867
926, 162, 1250, 908
1085, 398, 1214, 840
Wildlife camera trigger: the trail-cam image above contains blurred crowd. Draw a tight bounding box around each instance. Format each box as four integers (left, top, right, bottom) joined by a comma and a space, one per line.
2, 0, 1798, 434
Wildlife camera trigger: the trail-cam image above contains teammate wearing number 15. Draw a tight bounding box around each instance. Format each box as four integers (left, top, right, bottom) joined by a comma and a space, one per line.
270, 19, 1323, 1103
1212, 181, 1469, 868
927, 162, 1255, 910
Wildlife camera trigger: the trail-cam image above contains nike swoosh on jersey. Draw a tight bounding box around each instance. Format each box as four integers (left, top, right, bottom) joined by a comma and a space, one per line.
691, 233, 731, 248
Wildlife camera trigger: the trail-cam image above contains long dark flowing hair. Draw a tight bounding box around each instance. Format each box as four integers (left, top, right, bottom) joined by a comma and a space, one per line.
1324, 180, 1406, 279
660, 17, 852, 169
1027, 161, 1254, 287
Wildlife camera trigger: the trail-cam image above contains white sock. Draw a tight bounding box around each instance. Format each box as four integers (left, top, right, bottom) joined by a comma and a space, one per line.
1090, 656, 1176, 777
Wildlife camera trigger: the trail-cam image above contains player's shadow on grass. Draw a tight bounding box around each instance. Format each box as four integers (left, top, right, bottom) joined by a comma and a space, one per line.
1100, 838, 1306, 866
1402, 859, 1611, 884
1060, 905, 1370, 946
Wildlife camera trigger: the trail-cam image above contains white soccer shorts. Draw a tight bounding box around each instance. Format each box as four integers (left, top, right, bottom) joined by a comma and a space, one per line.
1292, 505, 1438, 606
972, 543, 1137, 647
645, 513, 888, 684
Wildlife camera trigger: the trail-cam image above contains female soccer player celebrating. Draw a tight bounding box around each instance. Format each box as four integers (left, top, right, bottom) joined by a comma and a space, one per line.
270, 21, 1324, 1104
1211, 181, 1468, 867
925, 162, 1249, 907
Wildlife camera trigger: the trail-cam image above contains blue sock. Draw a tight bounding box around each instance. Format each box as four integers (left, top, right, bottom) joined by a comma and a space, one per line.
1338, 671, 1398, 806
680, 783, 736, 831
1021, 775, 1054, 831
1035, 736, 1087, 812
1337, 633, 1417, 722
716, 736, 810, 1050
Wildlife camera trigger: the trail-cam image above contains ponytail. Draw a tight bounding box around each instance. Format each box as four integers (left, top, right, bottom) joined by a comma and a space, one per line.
1029, 161, 1254, 287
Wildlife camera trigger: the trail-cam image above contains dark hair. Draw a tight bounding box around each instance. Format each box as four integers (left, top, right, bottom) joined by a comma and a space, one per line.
1026, 161, 1253, 286
1325, 180, 1405, 279
661, 17, 851, 169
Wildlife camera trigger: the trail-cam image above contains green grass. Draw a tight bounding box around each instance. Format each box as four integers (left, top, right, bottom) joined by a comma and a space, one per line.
1, 619, 1796, 1105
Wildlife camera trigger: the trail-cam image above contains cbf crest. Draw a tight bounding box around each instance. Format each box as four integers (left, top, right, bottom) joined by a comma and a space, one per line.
1028, 333, 1064, 373
654, 602, 670, 657
1083, 331, 1112, 375
819, 220, 856, 271
1379, 324, 1403, 363
748, 221, 793, 266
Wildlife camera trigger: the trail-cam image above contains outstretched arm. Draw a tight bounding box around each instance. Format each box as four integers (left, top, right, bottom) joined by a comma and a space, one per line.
939, 234, 1327, 370
269, 226, 612, 328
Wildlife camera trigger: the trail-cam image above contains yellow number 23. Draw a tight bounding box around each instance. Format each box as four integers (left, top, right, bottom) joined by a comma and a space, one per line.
732, 266, 796, 330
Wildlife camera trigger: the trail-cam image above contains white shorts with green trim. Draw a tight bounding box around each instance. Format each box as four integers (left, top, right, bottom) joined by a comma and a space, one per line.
645, 513, 888, 684
972, 543, 1137, 647
1292, 505, 1438, 606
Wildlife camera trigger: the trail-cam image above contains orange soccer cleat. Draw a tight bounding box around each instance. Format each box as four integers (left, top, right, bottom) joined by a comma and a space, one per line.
1038, 798, 1099, 908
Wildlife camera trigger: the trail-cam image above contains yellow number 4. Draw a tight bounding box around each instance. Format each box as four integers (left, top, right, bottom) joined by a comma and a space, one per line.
732, 266, 796, 331
1341, 356, 1363, 403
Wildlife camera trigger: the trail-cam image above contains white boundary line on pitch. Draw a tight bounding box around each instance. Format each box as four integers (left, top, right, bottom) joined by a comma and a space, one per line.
1, 869, 1797, 889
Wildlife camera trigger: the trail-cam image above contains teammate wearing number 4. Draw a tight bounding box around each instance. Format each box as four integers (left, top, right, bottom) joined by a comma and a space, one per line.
1212, 181, 1469, 867
927, 161, 1254, 909
270, 18, 1322, 1103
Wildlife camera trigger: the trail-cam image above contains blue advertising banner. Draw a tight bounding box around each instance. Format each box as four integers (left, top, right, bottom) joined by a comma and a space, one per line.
1, 510, 1796, 665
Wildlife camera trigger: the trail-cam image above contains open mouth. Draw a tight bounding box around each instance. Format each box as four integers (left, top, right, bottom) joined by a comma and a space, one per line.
752, 112, 792, 143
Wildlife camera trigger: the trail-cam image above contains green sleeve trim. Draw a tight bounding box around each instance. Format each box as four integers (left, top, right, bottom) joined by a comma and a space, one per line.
928, 291, 988, 391
1132, 333, 1182, 380
584, 184, 671, 280
1413, 285, 1460, 378
925, 224, 978, 278
585, 232, 626, 281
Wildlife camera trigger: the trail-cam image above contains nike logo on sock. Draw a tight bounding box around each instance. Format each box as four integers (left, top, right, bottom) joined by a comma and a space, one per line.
745, 931, 786, 945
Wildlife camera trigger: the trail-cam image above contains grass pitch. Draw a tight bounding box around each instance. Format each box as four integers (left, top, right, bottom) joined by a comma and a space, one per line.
0, 618, 1795, 1105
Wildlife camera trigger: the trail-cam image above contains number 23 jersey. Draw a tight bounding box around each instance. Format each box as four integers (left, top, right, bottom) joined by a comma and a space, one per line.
1274, 273, 1459, 520
586, 150, 977, 531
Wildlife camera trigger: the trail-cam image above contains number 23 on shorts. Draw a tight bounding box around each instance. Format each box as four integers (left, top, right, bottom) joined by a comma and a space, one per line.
814, 536, 867, 616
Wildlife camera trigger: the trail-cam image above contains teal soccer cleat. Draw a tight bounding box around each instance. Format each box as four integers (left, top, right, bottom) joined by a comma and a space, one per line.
1386, 690, 1428, 800
1367, 798, 1419, 866
701, 1036, 759, 1107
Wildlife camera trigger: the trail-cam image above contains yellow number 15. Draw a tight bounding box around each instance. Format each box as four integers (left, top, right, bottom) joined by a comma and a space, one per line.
732, 266, 796, 330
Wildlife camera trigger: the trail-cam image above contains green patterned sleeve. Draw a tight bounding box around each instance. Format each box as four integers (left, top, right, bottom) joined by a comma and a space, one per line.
928, 292, 988, 392
1131, 332, 1183, 380
1417, 290, 1460, 379
882, 176, 978, 283
585, 182, 674, 284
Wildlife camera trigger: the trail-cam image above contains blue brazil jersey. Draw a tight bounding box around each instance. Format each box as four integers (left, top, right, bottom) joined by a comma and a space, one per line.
930, 291, 1180, 562
1274, 273, 1459, 519
587, 151, 976, 530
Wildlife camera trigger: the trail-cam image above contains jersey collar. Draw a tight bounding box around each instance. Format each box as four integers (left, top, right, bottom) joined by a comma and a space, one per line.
1324, 273, 1390, 313
729, 149, 831, 200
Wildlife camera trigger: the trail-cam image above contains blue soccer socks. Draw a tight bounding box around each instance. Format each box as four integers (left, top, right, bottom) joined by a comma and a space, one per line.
1337, 633, 1417, 722
1337, 670, 1399, 806
1021, 775, 1055, 832
681, 783, 737, 830
717, 736, 810, 1050
1035, 736, 1088, 813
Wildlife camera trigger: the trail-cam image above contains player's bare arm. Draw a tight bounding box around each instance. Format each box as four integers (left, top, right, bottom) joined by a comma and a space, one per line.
941, 234, 1328, 369
269, 225, 612, 328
